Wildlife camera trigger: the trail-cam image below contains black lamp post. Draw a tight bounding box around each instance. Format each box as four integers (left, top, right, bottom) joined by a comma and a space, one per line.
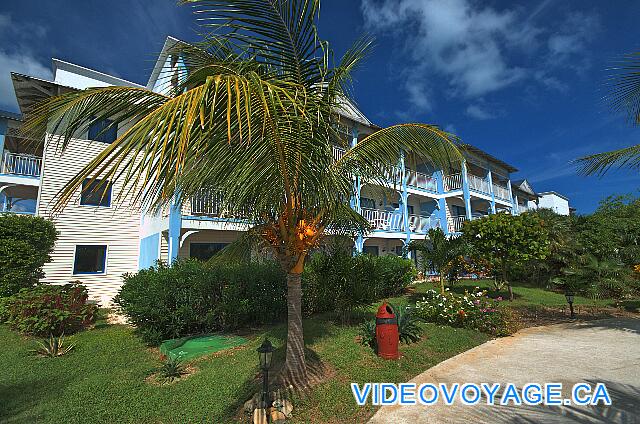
565, 291, 575, 319
257, 339, 275, 409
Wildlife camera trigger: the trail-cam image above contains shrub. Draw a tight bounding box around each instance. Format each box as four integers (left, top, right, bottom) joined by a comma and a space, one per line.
33, 334, 75, 358
302, 247, 416, 320
415, 288, 513, 336
3, 283, 97, 336
0, 214, 57, 297
115, 252, 416, 345
114, 260, 286, 344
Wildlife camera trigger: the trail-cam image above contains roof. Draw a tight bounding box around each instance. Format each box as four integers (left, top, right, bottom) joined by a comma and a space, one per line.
461, 143, 518, 173
146, 36, 185, 90
511, 179, 537, 197
538, 191, 569, 201
52, 58, 144, 89
11, 72, 75, 115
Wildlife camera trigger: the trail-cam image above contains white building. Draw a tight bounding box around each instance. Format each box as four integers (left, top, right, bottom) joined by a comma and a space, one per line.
537, 191, 571, 216
0, 37, 570, 303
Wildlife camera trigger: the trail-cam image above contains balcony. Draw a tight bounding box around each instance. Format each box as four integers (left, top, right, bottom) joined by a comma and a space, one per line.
188, 191, 249, 219
467, 174, 491, 194
1, 152, 42, 178
332, 145, 346, 161
492, 184, 511, 201
447, 215, 467, 233
406, 169, 437, 192
360, 207, 440, 234
443, 173, 462, 191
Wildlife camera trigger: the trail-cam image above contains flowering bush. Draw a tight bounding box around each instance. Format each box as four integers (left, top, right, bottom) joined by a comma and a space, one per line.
414, 288, 514, 336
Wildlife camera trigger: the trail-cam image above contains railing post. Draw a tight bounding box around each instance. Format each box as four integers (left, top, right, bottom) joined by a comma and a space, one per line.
350, 126, 364, 254
487, 168, 496, 214
461, 160, 472, 220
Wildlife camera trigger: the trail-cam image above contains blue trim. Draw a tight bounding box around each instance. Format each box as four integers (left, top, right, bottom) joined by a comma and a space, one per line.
487, 169, 496, 214
167, 202, 181, 265
400, 153, 411, 257
139, 232, 160, 269
0, 118, 6, 162
350, 126, 363, 254
461, 161, 472, 220
182, 215, 248, 223
0, 173, 40, 181
434, 170, 449, 235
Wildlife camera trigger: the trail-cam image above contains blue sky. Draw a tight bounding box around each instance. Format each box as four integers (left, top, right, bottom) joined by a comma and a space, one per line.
0, 0, 638, 213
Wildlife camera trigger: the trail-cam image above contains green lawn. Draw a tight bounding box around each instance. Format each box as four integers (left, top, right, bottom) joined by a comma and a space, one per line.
3, 279, 631, 423
0, 312, 488, 423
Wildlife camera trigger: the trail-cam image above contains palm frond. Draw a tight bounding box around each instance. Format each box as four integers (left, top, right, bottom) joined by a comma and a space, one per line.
575, 143, 640, 176
182, 0, 323, 85
607, 52, 640, 126
334, 124, 462, 184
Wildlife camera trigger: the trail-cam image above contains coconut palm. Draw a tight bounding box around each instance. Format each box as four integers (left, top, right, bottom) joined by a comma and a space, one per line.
576, 52, 640, 175
410, 227, 466, 294
22, 0, 461, 388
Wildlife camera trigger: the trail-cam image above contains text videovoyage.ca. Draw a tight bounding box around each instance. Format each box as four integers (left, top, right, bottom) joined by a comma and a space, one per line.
351, 382, 612, 407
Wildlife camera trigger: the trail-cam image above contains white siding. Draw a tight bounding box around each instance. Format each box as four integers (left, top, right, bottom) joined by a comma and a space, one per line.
38, 135, 141, 305
538, 193, 570, 216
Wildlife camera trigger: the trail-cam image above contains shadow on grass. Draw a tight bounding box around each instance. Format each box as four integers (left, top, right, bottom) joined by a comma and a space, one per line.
216, 318, 338, 421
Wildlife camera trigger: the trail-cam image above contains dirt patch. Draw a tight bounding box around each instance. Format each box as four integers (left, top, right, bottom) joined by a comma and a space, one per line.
513, 304, 638, 328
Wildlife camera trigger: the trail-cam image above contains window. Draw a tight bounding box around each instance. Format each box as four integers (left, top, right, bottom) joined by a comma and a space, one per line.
73, 245, 107, 274
88, 118, 117, 143
80, 178, 112, 207
190, 242, 229, 261
360, 197, 375, 209
363, 245, 379, 256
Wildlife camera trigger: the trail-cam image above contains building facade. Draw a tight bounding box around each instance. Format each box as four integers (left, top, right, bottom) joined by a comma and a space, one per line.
0, 37, 570, 304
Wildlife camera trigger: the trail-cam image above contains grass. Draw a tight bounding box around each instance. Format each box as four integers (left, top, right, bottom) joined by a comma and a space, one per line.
2, 279, 631, 423
0, 310, 488, 423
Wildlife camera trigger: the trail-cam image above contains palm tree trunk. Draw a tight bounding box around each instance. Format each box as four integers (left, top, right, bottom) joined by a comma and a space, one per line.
282, 272, 308, 388
502, 261, 513, 301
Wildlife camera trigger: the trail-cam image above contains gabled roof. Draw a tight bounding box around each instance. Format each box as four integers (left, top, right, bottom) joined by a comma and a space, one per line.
511, 179, 536, 196
336, 96, 374, 128
461, 144, 518, 174
146, 36, 186, 91
52, 58, 143, 89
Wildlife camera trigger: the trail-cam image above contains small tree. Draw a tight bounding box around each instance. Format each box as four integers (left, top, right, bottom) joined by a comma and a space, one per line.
0, 214, 58, 297
462, 212, 550, 301
411, 227, 466, 294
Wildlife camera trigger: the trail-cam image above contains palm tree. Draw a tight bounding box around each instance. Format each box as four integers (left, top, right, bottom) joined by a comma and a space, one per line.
22, 0, 461, 388
410, 228, 465, 294
576, 52, 640, 175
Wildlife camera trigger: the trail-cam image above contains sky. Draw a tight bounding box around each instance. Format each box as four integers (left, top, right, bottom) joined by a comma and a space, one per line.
0, 0, 638, 213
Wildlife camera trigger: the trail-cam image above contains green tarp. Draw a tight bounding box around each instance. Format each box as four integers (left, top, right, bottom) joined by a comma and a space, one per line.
159, 334, 248, 361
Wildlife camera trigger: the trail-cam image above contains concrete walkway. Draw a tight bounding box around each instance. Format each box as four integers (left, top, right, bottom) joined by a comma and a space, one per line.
370, 318, 640, 423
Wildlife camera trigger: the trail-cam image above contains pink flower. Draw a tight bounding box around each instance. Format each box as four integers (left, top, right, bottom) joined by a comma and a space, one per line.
497, 296, 503, 301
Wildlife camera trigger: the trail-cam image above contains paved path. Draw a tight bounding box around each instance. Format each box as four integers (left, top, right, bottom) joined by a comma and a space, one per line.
369, 318, 640, 423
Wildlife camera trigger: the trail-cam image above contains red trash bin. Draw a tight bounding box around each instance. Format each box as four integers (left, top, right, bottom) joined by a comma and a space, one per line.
375, 303, 399, 360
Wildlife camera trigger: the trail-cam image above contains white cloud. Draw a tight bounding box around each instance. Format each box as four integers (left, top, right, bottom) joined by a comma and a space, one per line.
0, 13, 51, 111
361, 0, 599, 112
465, 104, 495, 120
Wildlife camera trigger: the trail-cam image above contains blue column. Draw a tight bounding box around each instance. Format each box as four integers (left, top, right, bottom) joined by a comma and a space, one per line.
512, 194, 519, 215
0, 118, 7, 168
350, 126, 364, 254
487, 168, 496, 214
434, 170, 449, 235
167, 202, 182, 265
400, 152, 411, 258
139, 233, 160, 269
507, 177, 514, 214
461, 160, 472, 220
